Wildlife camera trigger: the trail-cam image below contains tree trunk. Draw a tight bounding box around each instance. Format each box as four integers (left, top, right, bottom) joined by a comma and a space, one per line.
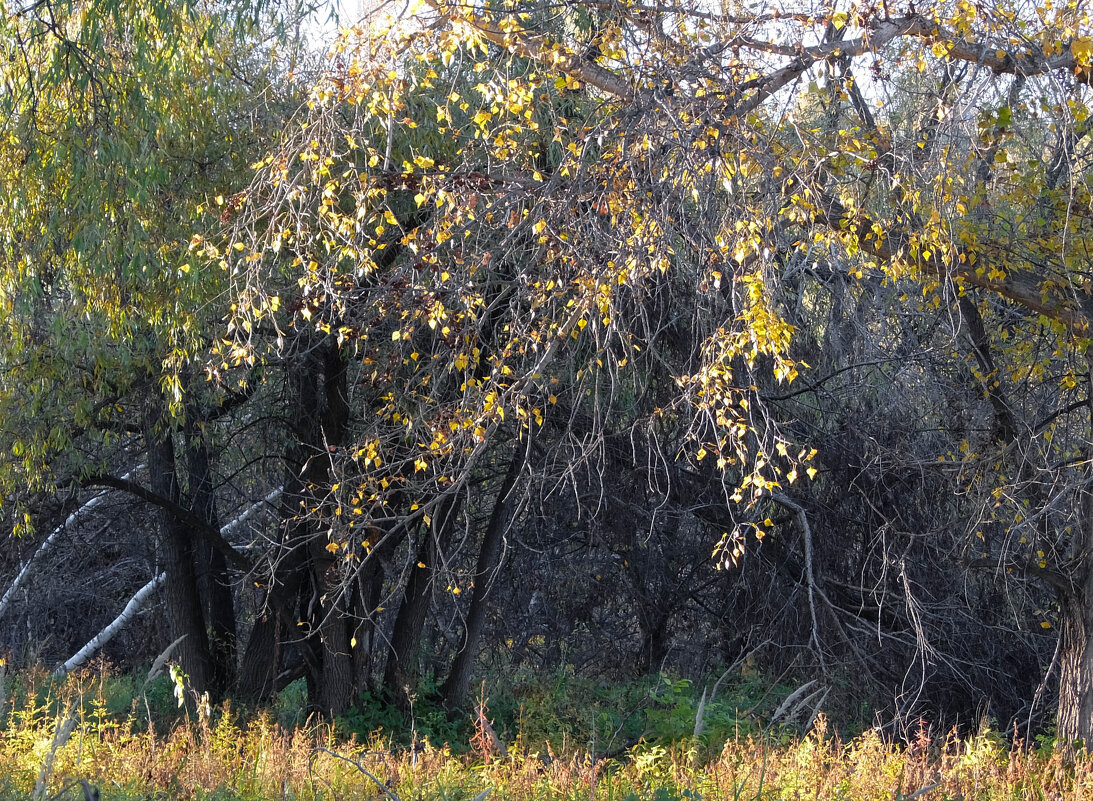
237, 332, 349, 704
384, 493, 461, 700
1056, 584, 1093, 750
442, 447, 523, 712
144, 402, 212, 697
307, 539, 355, 715
237, 514, 308, 699
351, 528, 401, 692
1056, 460, 1093, 750
1054, 356, 1093, 751
637, 610, 671, 674
183, 416, 235, 700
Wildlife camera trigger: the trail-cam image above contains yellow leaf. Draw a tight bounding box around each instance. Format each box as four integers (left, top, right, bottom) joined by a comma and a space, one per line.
1074, 37, 1093, 65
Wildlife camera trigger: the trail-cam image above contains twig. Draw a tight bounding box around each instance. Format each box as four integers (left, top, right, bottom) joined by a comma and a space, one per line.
315, 747, 403, 801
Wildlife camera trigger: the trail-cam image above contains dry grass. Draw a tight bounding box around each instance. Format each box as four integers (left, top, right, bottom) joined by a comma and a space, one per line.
1, 671, 1090, 800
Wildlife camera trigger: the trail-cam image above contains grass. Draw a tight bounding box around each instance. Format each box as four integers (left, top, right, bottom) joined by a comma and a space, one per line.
0, 664, 1088, 800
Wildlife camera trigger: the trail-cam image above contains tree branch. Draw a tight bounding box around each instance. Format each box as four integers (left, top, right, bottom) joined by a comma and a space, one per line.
85, 475, 254, 572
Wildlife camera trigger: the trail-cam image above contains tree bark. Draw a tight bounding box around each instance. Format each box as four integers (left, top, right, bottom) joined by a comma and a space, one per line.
144, 401, 212, 697
384, 493, 461, 700
237, 332, 349, 704
1056, 582, 1093, 750
1050, 343, 1093, 750
441, 447, 523, 712
1056, 424, 1093, 751
183, 415, 236, 700
307, 539, 355, 715
237, 524, 307, 699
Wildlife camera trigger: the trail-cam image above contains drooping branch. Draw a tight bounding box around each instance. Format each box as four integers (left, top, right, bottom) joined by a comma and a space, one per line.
812, 190, 1092, 331
86, 474, 254, 571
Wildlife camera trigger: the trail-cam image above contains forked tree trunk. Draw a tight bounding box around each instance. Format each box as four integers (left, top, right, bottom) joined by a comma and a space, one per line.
441, 447, 523, 712
237, 333, 349, 704
384, 494, 461, 700
237, 521, 307, 699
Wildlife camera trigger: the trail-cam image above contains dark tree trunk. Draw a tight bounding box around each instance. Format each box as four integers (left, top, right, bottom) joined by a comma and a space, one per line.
237, 333, 349, 704
351, 528, 401, 692
1056, 470, 1093, 751
637, 610, 671, 674
384, 494, 461, 700
1050, 355, 1093, 752
442, 447, 523, 713
144, 402, 212, 696
237, 525, 308, 699
1056, 585, 1093, 750
183, 416, 235, 700
307, 539, 355, 715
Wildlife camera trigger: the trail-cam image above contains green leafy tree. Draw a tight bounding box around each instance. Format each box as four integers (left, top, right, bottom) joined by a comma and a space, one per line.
0, 0, 294, 696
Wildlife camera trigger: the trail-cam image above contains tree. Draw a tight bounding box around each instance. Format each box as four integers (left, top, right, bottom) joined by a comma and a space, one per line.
0, 0, 297, 697
216, 0, 1093, 741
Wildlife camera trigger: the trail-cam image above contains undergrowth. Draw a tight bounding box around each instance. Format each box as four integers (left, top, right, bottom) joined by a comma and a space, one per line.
0, 663, 1087, 800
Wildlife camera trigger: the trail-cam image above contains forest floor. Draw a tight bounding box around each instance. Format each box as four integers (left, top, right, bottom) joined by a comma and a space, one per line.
0, 665, 1086, 800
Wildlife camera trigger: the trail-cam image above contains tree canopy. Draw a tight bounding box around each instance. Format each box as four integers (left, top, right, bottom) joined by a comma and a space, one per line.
7, 0, 1093, 749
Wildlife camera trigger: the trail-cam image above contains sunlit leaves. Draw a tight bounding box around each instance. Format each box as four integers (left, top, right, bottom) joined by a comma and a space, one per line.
214, 0, 1093, 554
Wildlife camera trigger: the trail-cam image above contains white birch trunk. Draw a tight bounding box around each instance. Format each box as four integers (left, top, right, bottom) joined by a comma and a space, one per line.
52, 485, 281, 675
54, 573, 166, 675
222, 487, 282, 541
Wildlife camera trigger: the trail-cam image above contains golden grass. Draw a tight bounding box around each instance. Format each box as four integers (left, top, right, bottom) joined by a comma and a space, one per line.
0, 669, 1088, 800
2, 709, 1091, 801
